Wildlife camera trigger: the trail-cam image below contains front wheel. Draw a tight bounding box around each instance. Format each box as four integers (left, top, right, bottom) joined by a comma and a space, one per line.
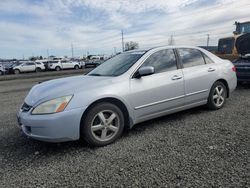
14, 69, 20, 74
55, 66, 61, 71
74, 65, 79, 70
207, 81, 227, 110
81, 102, 125, 146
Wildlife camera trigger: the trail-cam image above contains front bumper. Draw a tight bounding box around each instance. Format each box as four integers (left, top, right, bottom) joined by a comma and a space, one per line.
17, 107, 86, 142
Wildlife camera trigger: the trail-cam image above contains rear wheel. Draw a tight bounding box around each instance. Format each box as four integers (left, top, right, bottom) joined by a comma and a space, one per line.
81, 102, 125, 146
36, 67, 42, 72
14, 69, 20, 74
74, 65, 79, 70
0, 71, 3, 75
55, 66, 61, 71
207, 81, 227, 110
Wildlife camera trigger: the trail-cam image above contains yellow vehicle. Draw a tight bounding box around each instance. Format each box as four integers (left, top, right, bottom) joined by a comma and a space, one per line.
218, 21, 250, 56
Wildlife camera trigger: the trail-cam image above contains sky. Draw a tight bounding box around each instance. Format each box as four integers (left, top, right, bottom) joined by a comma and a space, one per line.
0, 0, 249, 59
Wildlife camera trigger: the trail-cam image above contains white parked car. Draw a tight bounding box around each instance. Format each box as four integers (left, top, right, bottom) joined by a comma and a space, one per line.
47, 60, 81, 71
0, 64, 6, 75
13, 62, 45, 74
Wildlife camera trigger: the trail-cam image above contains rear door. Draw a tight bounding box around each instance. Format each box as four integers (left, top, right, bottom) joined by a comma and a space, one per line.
129, 49, 185, 121
26, 62, 36, 72
177, 48, 218, 105
61, 60, 69, 69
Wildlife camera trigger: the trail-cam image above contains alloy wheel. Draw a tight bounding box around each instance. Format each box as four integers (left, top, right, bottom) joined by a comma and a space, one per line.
90, 110, 120, 142
213, 85, 225, 107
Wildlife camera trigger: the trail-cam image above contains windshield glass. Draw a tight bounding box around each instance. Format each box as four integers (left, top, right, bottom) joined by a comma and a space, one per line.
88, 51, 146, 76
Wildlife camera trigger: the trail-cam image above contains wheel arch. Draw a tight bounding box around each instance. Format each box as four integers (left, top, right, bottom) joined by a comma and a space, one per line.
80, 97, 133, 133
14, 68, 20, 73
215, 79, 230, 98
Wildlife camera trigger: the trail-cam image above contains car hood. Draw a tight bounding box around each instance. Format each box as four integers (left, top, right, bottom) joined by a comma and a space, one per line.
25, 75, 113, 106
236, 33, 250, 56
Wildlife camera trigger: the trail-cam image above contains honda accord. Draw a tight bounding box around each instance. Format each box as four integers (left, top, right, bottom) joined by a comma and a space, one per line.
17, 46, 237, 146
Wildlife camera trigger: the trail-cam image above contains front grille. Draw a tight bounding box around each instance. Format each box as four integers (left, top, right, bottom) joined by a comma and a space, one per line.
21, 102, 32, 112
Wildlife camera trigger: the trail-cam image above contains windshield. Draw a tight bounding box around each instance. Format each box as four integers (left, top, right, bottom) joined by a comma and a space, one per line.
88, 51, 146, 76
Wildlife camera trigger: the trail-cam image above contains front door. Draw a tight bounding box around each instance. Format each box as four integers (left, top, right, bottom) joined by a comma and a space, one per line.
128, 49, 185, 122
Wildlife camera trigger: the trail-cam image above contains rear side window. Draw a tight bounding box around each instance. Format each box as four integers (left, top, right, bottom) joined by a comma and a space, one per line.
203, 54, 214, 64
178, 48, 205, 68
26, 62, 35, 65
49, 61, 58, 64
142, 49, 177, 73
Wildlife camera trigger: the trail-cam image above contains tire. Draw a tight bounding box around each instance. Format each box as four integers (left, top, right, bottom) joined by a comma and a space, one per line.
81, 102, 125, 146
14, 69, 20, 74
207, 81, 227, 110
36, 68, 42, 72
55, 66, 61, 71
74, 65, 79, 70
0, 71, 3, 76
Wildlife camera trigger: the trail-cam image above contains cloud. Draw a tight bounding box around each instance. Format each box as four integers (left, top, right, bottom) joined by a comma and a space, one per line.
0, 0, 250, 58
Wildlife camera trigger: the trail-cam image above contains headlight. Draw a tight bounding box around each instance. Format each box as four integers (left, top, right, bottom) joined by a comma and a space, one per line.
32, 95, 73, 115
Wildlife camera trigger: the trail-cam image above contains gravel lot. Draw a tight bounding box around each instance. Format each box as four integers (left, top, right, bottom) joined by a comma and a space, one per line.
0, 72, 249, 187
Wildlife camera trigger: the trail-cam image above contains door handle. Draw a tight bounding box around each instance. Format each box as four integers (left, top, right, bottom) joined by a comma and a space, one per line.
171, 75, 182, 80
208, 67, 216, 72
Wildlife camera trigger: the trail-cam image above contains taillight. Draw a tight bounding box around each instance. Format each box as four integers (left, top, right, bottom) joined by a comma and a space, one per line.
232, 66, 236, 72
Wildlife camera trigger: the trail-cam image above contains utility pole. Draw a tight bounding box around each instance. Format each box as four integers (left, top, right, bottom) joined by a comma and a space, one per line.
47, 49, 49, 58
71, 43, 74, 58
114, 47, 117, 55
121, 30, 124, 52
206, 34, 210, 48
168, 35, 175, 45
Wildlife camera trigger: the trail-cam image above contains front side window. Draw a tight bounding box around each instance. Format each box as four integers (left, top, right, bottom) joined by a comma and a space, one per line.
178, 48, 205, 68
141, 49, 177, 73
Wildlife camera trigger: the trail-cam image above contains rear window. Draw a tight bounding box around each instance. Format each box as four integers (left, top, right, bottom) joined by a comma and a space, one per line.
178, 48, 205, 68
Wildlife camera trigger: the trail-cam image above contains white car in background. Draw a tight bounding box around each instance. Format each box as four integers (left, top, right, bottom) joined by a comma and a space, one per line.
47, 60, 81, 71
0, 64, 6, 75
13, 62, 45, 74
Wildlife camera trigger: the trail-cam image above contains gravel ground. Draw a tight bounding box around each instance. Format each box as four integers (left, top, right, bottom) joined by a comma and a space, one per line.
0, 73, 249, 187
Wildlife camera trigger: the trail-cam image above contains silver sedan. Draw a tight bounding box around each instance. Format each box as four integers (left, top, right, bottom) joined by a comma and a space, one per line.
17, 46, 237, 146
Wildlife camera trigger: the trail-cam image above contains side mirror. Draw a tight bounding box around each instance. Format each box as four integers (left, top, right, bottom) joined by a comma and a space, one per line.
134, 66, 155, 78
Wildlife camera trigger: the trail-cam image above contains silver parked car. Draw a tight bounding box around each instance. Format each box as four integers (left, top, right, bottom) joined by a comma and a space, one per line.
17, 46, 237, 146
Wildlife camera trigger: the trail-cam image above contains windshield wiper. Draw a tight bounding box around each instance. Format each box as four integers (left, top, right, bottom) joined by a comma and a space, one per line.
88, 73, 102, 76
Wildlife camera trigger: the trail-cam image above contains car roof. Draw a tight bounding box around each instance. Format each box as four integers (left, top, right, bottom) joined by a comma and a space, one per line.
125, 45, 205, 54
